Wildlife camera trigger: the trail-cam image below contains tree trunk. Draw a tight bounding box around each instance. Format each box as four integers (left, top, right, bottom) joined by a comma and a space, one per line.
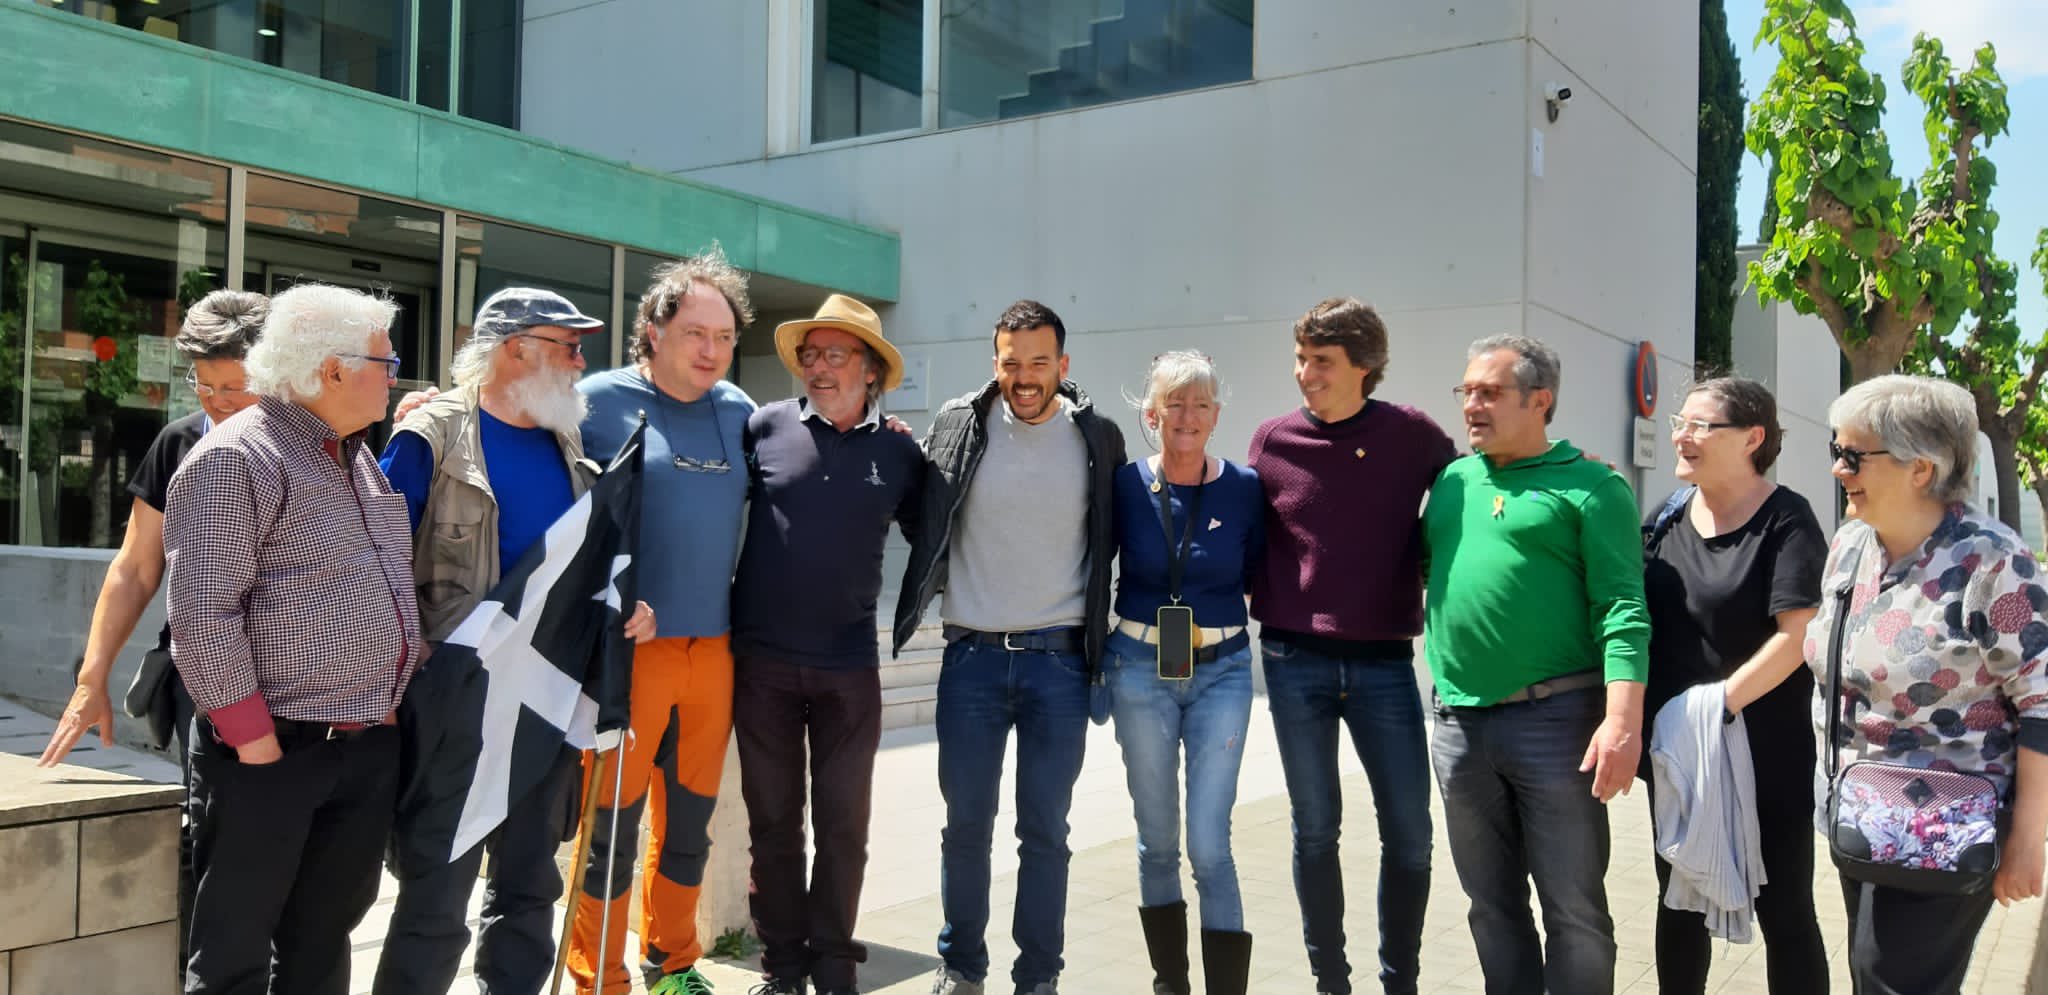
1846, 343, 1899, 385
88, 420, 113, 547
1982, 423, 2023, 532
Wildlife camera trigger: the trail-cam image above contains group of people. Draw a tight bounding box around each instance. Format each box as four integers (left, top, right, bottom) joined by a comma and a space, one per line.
32, 246, 2048, 995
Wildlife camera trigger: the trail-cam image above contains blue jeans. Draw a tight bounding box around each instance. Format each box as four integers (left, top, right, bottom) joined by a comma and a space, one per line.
1431, 688, 1614, 995
1262, 637, 1434, 995
934, 637, 1092, 992
1106, 630, 1254, 931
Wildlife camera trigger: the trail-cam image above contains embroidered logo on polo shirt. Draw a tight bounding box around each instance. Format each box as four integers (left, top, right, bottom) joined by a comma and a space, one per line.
866, 461, 886, 486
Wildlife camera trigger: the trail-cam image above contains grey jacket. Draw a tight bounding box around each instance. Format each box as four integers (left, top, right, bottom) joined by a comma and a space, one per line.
890, 379, 1126, 671
1649, 682, 1767, 942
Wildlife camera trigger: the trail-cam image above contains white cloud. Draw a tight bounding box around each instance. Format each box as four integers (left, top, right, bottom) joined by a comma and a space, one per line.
1860, 0, 2048, 81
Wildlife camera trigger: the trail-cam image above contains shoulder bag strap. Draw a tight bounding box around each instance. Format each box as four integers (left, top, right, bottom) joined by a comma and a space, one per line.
1824, 543, 1866, 781
1643, 484, 1697, 552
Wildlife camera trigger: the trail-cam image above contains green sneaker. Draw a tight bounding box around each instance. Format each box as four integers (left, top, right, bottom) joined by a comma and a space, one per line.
651, 967, 716, 995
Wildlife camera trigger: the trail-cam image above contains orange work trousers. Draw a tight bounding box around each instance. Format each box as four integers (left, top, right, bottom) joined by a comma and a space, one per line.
567, 635, 734, 994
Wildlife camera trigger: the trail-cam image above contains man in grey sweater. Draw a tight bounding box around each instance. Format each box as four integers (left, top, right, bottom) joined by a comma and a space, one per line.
893, 300, 1126, 995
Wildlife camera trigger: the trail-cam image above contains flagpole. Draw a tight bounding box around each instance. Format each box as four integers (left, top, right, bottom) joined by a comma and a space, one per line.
595, 733, 628, 994
551, 744, 616, 995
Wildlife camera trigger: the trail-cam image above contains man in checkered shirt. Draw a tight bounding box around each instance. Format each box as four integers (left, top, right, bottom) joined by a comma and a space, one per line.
165, 282, 424, 995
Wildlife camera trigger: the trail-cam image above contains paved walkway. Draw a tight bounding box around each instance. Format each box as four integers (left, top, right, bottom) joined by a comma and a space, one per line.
5, 691, 2042, 993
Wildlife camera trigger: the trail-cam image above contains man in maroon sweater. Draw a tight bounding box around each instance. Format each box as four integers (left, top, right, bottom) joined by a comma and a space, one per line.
1248, 298, 1457, 995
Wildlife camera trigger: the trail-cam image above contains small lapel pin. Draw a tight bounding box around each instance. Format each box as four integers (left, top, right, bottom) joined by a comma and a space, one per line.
1208, 517, 1222, 531
1149, 480, 1162, 493
1492, 495, 1506, 519
1354, 448, 1366, 458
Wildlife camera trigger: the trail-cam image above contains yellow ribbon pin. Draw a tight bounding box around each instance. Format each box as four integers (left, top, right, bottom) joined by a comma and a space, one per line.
1492, 495, 1505, 519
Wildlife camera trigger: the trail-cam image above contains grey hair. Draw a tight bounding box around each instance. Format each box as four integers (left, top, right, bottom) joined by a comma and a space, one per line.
1827, 374, 1978, 504
449, 288, 530, 387
245, 283, 397, 401
1124, 350, 1224, 449
860, 344, 886, 408
1468, 334, 1562, 424
176, 290, 268, 361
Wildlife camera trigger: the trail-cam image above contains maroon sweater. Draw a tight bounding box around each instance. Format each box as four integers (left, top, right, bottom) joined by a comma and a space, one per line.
1248, 401, 1457, 643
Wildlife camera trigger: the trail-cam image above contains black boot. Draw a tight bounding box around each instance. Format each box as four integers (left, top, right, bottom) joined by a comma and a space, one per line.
1137, 902, 1191, 995
1199, 929, 1252, 995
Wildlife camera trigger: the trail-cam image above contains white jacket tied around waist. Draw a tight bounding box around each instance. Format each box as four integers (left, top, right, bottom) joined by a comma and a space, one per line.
1650, 682, 1768, 942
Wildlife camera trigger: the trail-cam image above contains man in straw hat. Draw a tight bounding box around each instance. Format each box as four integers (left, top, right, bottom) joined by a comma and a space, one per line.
729, 294, 925, 995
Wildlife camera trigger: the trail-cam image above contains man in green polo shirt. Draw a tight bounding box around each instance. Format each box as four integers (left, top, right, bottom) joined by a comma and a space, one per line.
1422, 334, 1649, 995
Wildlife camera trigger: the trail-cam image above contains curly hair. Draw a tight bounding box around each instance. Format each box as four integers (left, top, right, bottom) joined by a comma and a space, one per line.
627, 244, 755, 365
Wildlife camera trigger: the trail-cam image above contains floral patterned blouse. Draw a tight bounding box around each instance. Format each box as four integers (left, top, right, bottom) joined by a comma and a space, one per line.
1805, 506, 2048, 795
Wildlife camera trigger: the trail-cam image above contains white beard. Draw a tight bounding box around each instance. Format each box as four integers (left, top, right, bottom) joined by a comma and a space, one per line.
504, 364, 588, 435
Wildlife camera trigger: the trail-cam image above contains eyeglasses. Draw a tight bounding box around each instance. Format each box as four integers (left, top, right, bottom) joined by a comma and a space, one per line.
672, 455, 731, 474
341, 353, 402, 383
797, 344, 859, 369
513, 333, 582, 358
1829, 440, 1893, 474
185, 370, 256, 400
1452, 383, 1521, 405
1669, 415, 1737, 438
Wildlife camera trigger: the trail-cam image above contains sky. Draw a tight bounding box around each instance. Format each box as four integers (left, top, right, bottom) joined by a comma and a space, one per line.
1725, 0, 2048, 343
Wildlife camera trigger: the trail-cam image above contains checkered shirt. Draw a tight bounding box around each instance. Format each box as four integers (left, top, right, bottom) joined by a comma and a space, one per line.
165, 396, 423, 746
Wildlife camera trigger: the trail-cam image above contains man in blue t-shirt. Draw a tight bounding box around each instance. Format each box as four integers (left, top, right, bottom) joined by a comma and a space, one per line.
728, 295, 923, 995
374, 287, 654, 995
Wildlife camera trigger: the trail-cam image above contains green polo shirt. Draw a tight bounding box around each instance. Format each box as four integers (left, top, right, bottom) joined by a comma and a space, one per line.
1422, 440, 1650, 707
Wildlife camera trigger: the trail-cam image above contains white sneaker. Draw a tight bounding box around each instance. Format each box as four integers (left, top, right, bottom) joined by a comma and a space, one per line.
929, 967, 984, 995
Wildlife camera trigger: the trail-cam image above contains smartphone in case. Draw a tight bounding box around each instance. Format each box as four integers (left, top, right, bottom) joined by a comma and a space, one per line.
1156, 605, 1195, 680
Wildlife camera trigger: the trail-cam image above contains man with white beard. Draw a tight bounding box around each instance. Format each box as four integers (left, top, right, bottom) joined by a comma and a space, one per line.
373, 287, 655, 995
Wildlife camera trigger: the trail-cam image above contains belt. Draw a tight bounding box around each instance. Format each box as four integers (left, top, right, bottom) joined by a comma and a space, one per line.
1116, 619, 1246, 664
945, 625, 1084, 654
270, 716, 388, 742
1493, 669, 1604, 705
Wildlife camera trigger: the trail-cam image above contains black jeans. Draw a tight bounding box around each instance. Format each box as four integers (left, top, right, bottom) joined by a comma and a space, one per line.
1838, 876, 1995, 994
1645, 725, 1828, 994
734, 656, 882, 992
373, 746, 580, 995
184, 722, 400, 995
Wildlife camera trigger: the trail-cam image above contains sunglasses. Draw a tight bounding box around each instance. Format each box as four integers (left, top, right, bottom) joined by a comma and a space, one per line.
1829, 440, 1892, 474
514, 333, 583, 358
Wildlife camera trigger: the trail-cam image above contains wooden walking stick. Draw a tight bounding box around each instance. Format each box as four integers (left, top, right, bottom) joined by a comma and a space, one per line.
551, 744, 616, 995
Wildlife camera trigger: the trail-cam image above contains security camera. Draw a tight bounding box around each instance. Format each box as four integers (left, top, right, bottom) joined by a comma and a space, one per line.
1543, 82, 1573, 122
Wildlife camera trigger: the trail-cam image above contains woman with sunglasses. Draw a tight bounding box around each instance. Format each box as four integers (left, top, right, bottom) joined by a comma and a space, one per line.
1638, 377, 1829, 992
1108, 351, 1263, 995
1806, 374, 2046, 993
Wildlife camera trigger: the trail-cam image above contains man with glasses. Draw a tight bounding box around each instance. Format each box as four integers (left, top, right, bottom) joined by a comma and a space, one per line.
165, 283, 424, 993
569, 249, 758, 995
728, 294, 923, 995
1246, 297, 1457, 995
1421, 334, 1650, 995
373, 287, 655, 995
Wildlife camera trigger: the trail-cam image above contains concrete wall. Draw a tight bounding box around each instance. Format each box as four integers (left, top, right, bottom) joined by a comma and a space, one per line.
520, 1, 1699, 514
0, 547, 167, 751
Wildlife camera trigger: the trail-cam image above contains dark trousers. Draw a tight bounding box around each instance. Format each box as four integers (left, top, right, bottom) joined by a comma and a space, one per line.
1838, 876, 1994, 994
184, 722, 400, 995
172, 677, 196, 957
374, 747, 581, 995
734, 656, 883, 992
1645, 724, 1827, 994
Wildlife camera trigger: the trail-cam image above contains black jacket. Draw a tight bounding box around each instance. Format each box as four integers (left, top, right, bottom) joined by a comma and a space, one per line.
891, 379, 1127, 671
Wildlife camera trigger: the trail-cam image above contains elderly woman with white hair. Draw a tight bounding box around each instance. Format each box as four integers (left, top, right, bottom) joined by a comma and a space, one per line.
1109, 350, 1263, 995
1807, 374, 2048, 994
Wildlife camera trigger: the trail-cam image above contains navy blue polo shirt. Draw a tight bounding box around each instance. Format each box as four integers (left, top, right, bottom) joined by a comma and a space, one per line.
730, 398, 925, 669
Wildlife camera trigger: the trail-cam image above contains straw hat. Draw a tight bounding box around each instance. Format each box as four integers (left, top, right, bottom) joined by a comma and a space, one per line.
774, 294, 904, 393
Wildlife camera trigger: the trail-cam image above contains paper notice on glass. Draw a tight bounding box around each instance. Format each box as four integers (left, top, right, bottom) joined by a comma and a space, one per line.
138, 336, 175, 383
886, 354, 929, 412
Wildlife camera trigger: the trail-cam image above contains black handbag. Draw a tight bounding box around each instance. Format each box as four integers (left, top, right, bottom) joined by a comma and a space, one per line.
122, 646, 178, 750
1823, 544, 2003, 895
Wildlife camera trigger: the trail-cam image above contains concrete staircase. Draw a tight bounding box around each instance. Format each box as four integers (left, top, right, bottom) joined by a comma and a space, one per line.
995, 0, 1253, 119
881, 622, 944, 730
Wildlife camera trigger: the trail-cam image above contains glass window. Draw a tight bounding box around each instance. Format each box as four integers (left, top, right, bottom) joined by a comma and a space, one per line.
0, 121, 228, 548
244, 173, 444, 415
813, 0, 924, 143
939, 0, 1252, 126
459, 0, 521, 128
58, 0, 413, 102
457, 221, 614, 374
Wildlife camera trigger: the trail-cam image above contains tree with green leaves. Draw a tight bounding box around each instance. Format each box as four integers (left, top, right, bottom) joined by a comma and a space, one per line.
1696, 0, 1745, 376
1746, 0, 2009, 383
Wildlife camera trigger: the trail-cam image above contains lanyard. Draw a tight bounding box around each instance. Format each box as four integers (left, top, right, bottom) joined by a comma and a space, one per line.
1149, 458, 1207, 605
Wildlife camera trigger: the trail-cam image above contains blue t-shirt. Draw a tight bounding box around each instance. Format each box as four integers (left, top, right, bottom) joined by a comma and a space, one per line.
579, 368, 754, 638
378, 408, 575, 572
1112, 458, 1264, 627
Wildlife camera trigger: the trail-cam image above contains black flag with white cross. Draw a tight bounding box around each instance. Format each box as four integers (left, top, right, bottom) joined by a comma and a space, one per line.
390, 421, 643, 870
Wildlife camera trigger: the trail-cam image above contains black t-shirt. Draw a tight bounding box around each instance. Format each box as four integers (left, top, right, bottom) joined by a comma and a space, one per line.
128, 412, 207, 513
126, 412, 207, 649
1643, 485, 1827, 751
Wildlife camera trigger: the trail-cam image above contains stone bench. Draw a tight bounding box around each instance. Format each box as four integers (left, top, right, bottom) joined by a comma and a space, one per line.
0, 751, 183, 994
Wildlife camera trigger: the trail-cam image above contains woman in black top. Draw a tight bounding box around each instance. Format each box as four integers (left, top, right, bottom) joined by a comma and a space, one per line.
1642, 377, 1829, 993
